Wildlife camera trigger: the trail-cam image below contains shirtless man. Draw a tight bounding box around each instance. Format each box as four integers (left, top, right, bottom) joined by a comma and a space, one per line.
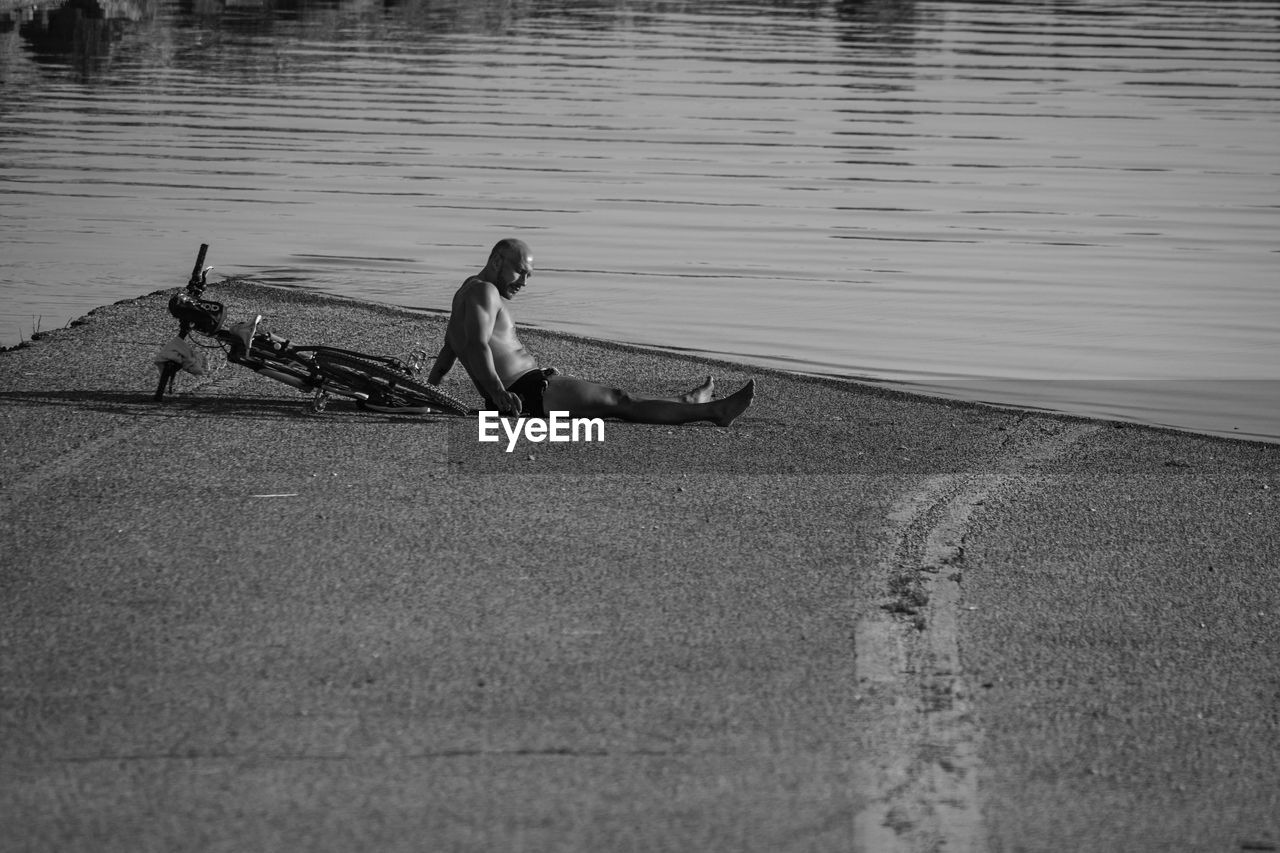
427, 238, 754, 426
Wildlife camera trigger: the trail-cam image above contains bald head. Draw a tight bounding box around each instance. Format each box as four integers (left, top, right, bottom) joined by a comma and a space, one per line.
489, 238, 531, 267
482, 237, 534, 299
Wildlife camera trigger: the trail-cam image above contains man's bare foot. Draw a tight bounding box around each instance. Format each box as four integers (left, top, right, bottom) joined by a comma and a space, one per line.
681, 376, 715, 404
712, 379, 754, 427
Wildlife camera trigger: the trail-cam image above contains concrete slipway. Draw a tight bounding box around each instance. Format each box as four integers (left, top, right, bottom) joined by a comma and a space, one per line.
1, 281, 1277, 852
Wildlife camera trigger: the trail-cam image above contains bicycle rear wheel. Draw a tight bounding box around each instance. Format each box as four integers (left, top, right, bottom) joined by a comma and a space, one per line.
311, 349, 472, 415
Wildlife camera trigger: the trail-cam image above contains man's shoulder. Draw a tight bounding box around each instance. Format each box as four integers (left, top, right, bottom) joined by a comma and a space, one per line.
451, 275, 497, 309
458, 275, 499, 301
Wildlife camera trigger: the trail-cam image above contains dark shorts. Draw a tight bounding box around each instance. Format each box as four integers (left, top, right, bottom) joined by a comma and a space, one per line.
483, 368, 552, 417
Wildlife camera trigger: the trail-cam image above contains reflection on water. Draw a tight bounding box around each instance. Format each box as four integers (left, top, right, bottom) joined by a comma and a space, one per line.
1, 0, 1277, 441
5, 0, 151, 76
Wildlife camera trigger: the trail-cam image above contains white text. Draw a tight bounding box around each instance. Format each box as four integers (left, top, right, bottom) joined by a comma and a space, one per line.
478, 411, 606, 452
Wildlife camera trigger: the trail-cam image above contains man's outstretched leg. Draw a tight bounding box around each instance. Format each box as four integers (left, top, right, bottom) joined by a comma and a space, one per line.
544, 376, 754, 427
659, 376, 715, 404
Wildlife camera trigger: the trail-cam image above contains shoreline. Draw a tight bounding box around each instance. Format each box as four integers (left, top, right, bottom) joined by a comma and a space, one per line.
4, 279, 1275, 449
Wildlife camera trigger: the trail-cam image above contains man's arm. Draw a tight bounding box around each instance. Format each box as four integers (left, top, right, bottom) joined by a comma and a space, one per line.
427, 339, 456, 385
454, 282, 522, 415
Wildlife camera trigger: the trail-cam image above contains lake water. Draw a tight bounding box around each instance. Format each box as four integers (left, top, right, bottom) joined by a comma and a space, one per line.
2, 0, 1278, 442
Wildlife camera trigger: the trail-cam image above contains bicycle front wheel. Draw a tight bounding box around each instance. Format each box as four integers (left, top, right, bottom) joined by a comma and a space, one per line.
311, 349, 472, 415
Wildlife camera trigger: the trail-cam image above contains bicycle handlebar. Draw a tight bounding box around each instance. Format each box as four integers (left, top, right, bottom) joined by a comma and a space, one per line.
188, 243, 209, 290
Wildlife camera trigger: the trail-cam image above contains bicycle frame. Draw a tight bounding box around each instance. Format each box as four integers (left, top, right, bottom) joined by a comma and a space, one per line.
153, 244, 470, 415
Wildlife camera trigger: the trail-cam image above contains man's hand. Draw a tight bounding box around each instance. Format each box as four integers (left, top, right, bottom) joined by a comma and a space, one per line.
493, 389, 523, 417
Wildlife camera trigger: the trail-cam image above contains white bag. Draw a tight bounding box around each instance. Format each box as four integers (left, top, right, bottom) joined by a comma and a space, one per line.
153, 336, 207, 376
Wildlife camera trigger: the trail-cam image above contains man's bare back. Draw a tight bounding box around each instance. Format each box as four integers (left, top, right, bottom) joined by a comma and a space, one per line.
428, 238, 754, 426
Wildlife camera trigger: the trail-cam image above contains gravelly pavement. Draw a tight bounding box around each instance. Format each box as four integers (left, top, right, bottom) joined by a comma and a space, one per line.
1, 281, 1276, 852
